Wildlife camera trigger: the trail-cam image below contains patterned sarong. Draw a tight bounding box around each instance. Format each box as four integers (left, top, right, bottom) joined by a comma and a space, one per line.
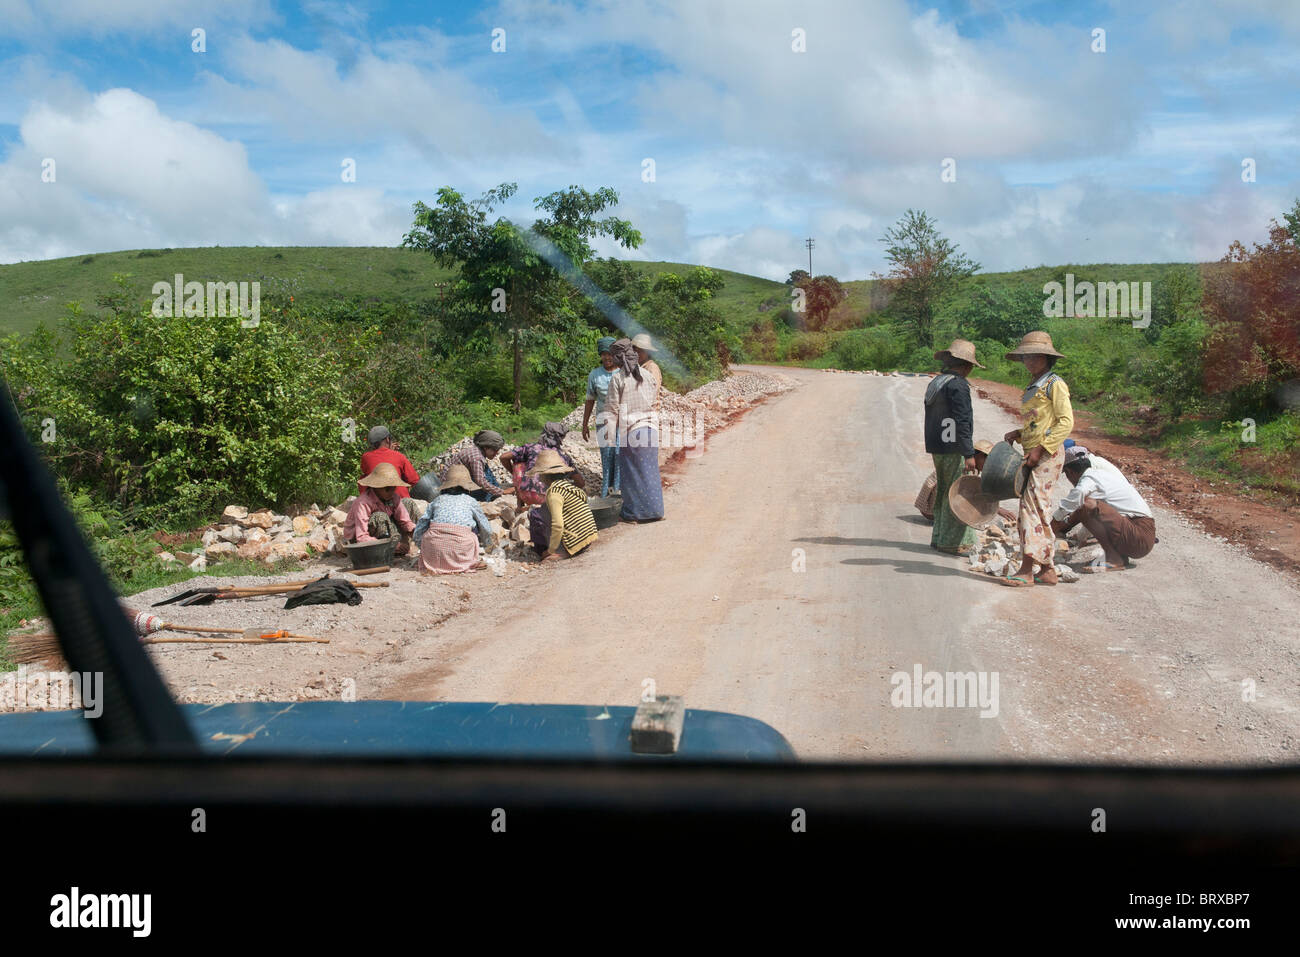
619, 427, 664, 521
1018, 447, 1064, 566
930, 454, 976, 550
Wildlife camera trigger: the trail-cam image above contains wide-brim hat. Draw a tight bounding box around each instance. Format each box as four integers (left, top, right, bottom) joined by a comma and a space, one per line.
974, 439, 994, 456
948, 475, 1000, 529
439, 463, 481, 493
934, 339, 985, 369
525, 448, 573, 477
631, 333, 658, 353
1006, 330, 1064, 359
359, 461, 410, 489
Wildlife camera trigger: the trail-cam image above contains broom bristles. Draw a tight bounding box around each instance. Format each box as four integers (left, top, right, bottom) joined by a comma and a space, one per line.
4, 634, 67, 666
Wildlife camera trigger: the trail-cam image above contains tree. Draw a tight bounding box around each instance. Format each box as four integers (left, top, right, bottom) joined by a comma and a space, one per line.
953, 284, 1042, 344
874, 209, 979, 347
1202, 219, 1300, 399
403, 183, 641, 410
1283, 197, 1300, 244
798, 275, 848, 331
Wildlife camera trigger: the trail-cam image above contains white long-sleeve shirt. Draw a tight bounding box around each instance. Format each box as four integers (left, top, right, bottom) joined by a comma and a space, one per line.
1054, 466, 1153, 522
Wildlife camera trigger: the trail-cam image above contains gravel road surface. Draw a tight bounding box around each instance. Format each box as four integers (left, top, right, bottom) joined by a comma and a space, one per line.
113, 366, 1300, 762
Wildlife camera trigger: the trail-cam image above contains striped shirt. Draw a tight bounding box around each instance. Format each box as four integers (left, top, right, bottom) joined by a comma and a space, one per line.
545, 479, 598, 555
605, 367, 660, 435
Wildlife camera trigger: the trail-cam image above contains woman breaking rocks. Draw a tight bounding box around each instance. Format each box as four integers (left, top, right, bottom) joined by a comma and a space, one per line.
1001, 331, 1074, 587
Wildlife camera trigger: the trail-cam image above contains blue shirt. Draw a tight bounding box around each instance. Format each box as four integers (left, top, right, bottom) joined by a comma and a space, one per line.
413, 494, 492, 546
587, 366, 615, 446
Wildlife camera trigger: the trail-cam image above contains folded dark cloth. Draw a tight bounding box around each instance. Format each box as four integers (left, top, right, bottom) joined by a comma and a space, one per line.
283, 577, 362, 609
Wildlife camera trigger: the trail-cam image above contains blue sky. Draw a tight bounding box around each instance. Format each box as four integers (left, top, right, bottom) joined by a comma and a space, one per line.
1, 0, 1297, 278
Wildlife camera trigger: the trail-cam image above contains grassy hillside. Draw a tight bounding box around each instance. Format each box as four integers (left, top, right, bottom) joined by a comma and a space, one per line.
1, 245, 1202, 340
0, 246, 458, 335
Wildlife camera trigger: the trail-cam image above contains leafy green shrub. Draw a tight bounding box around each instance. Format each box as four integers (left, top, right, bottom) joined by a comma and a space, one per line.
833, 326, 908, 370
2, 307, 355, 523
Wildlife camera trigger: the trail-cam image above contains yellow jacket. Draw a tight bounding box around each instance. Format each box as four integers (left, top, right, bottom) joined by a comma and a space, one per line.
1019, 373, 1073, 454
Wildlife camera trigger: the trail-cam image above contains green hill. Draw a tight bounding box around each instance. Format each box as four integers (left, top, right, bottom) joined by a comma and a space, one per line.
0, 245, 1200, 341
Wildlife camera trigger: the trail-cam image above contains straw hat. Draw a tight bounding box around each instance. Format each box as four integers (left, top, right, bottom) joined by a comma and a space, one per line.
1005, 331, 1064, 359
525, 449, 573, 477
631, 333, 658, 353
934, 339, 985, 369
358, 461, 410, 489
438, 463, 481, 493
974, 439, 994, 455
948, 475, 1000, 528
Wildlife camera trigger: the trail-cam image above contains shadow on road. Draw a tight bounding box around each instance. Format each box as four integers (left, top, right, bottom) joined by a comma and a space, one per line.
895, 514, 930, 526
795, 536, 934, 556
841, 557, 965, 577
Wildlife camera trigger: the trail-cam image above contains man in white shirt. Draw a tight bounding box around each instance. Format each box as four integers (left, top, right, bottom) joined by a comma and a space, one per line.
1050, 445, 1157, 572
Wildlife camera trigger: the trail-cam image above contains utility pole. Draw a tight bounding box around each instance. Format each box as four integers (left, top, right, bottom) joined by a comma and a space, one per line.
805, 237, 814, 276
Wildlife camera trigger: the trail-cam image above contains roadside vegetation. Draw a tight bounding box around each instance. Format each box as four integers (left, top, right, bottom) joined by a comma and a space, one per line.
2, 191, 1297, 663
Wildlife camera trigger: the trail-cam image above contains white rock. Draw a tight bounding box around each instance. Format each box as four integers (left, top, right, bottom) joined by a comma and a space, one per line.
222, 505, 249, 522
218, 525, 244, 544
201, 529, 221, 547
157, 551, 178, 563
1055, 564, 1080, 583
204, 541, 237, 560
188, 554, 207, 572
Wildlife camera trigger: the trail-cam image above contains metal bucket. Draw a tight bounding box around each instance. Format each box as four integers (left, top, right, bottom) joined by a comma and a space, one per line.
410, 470, 440, 502
588, 494, 623, 529
344, 538, 395, 569
980, 441, 1026, 500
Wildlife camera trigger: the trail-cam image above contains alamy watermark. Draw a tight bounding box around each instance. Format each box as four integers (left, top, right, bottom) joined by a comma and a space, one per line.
151, 273, 261, 327
1, 666, 103, 717
890, 664, 999, 718
1043, 273, 1151, 329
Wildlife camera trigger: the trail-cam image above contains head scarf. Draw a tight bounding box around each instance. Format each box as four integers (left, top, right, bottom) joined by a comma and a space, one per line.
1064, 445, 1090, 466
474, 429, 504, 451
610, 338, 642, 384
596, 336, 616, 355
540, 421, 568, 449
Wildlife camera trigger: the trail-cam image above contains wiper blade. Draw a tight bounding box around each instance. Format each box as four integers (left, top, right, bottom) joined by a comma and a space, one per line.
0, 381, 197, 753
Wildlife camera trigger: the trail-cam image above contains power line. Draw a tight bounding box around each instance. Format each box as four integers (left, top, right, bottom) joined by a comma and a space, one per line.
805, 237, 814, 275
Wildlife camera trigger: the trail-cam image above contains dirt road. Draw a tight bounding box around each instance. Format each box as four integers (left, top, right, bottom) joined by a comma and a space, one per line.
124, 366, 1300, 762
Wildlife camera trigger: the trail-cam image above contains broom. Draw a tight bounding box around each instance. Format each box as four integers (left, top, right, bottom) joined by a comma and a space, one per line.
5, 611, 327, 666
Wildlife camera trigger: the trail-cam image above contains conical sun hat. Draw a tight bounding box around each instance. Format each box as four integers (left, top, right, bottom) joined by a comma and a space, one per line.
525, 448, 573, 477
948, 475, 1000, 528
358, 461, 410, 489
934, 339, 985, 369
438, 463, 481, 493
1005, 331, 1065, 359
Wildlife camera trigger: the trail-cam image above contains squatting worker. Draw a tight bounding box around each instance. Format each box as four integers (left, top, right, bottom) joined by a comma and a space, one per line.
1051, 445, 1156, 572
915, 440, 1013, 523
527, 449, 598, 562
345, 462, 416, 557
412, 464, 494, 575
440, 430, 507, 498
582, 336, 621, 497
1001, 331, 1074, 588
923, 339, 983, 556
359, 425, 420, 499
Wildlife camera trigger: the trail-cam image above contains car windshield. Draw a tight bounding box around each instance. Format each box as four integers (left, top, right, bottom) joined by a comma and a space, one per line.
1, 0, 1297, 767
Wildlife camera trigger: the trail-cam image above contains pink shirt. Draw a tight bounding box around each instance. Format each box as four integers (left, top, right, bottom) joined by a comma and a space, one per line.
344, 487, 416, 542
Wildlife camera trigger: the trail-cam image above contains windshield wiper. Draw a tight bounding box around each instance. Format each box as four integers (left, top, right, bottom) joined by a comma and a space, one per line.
0, 381, 196, 753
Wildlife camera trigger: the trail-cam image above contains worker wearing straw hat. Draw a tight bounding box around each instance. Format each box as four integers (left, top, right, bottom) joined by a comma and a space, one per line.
632, 333, 662, 390
345, 461, 417, 556
1000, 331, 1074, 586
412, 464, 494, 574
915, 440, 1013, 523
527, 448, 598, 561
924, 339, 985, 555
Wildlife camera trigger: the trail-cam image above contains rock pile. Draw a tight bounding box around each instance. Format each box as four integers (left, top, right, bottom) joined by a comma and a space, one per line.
168, 502, 363, 569
967, 517, 1093, 582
